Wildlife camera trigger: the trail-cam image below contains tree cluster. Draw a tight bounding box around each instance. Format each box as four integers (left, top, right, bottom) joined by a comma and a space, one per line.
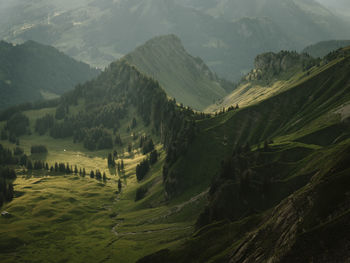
35, 114, 54, 135
0, 145, 17, 207
135, 186, 148, 201
30, 145, 48, 154
136, 150, 159, 182
140, 136, 155, 155
0, 167, 15, 207
136, 159, 150, 182
5, 112, 30, 136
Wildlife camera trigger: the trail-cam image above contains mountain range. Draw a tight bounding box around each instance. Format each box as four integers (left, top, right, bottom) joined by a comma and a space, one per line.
1, 0, 349, 81
0, 1, 350, 261
0, 35, 349, 261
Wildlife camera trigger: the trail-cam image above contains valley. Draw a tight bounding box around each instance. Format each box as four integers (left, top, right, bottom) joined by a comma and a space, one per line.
0, 1, 350, 261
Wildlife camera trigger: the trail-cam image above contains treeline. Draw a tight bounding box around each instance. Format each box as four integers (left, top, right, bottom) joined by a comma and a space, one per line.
25, 160, 108, 183
2, 61, 198, 194
0, 100, 60, 122
0, 144, 28, 167
0, 167, 16, 207
0, 144, 17, 207
214, 104, 240, 116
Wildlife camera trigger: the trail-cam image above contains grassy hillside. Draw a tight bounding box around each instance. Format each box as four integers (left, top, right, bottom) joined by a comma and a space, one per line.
0, 40, 99, 109
0, 59, 203, 262
138, 47, 350, 263
138, 140, 350, 263
166, 47, 350, 198
1, 42, 350, 262
206, 50, 323, 112
124, 35, 229, 110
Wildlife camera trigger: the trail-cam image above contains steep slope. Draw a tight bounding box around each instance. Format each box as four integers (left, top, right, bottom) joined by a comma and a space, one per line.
165, 47, 350, 198
138, 47, 350, 263
124, 35, 229, 110
303, 39, 350, 58
206, 50, 320, 112
0, 40, 99, 109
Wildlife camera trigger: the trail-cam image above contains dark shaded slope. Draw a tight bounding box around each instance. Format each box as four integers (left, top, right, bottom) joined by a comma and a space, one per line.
164, 49, 350, 199
138, 48, 350, 263
138, 142, 350, 263
0, 40, 99, 109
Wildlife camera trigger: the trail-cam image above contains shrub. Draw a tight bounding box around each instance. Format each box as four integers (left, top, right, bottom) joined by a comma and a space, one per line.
30, 145, 48, 154
135, 186, 148, 201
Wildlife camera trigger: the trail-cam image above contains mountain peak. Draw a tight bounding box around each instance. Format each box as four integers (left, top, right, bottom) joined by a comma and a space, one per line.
124, 35, 229, 110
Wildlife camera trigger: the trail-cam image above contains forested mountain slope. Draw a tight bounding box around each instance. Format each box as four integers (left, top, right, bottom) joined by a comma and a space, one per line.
138, 46, 350, 262
0, 40, 99, 109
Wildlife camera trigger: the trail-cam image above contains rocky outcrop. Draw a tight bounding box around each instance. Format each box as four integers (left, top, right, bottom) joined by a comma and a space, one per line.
244, 51, 316, 82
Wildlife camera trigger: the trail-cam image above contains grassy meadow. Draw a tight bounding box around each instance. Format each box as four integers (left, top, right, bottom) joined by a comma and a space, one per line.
0, 106, 203, 262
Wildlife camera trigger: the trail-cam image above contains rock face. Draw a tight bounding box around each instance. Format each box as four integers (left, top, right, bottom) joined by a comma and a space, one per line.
244, 51, 316, 82
255, 52, 300, 72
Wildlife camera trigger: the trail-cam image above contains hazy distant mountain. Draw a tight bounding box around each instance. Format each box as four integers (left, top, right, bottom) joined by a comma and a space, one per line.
303, 40, 350, 58
1, 0, 349, 81
0, 40, 99, 108
124, 35, 230, 110
186, 0, 350, 46
315, 0, 350, 18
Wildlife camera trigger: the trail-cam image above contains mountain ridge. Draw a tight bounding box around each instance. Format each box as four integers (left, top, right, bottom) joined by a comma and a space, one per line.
0, 40, 99, 109
124, 34, 230, 110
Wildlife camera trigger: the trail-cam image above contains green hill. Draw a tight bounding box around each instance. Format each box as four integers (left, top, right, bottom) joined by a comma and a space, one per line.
0, 40, 99, 109
1, 43, 350, 262
124, 35, 229, 110
138, 46, 350, 262
0, 55, 199, 262
303, 39, 350, 58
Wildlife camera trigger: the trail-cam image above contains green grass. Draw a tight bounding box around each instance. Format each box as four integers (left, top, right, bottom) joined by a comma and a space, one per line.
166, 54, 350, 199
0, 145, 197, 262
0, 107, 201, 262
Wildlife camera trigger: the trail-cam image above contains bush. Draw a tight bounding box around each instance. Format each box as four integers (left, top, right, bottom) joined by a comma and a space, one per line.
13, 147, 24, 155
35, 114, 54, 135
6, 112, 29, 136
149, 150, 158, 165
142, 138, 154, 155
30, 145, 48, 154
136, 159, 150, 181
135, 186, 148, 201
